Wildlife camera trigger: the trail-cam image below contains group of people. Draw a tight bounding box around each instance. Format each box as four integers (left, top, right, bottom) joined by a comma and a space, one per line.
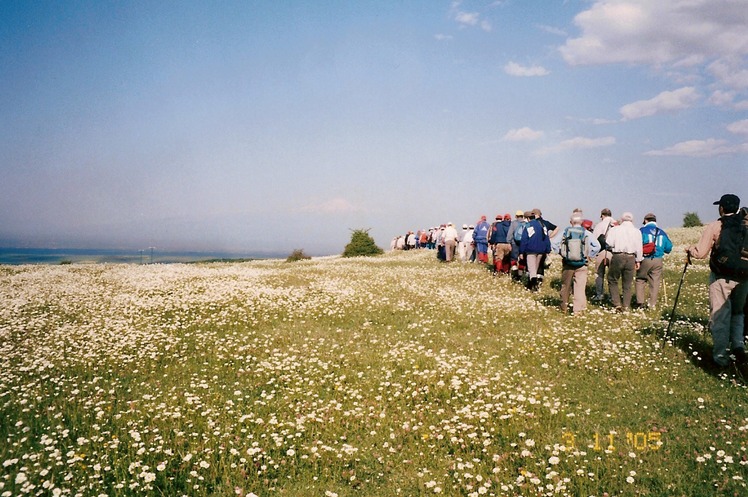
392, 207, 676, 314
393, 194, 748, 371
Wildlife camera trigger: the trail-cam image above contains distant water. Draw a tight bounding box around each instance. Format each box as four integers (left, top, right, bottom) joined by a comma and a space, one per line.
0, 247, 283, 265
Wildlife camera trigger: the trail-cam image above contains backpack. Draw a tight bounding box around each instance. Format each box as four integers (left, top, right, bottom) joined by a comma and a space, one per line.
489, 222, 502, 243
514, 221, 526, 242
710, 207, 748, 279
642, 228, 660, 257
560, 226, 588, 267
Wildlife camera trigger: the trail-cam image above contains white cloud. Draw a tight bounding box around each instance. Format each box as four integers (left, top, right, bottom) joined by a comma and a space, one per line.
727, 119, 748, 135
504, 62, 550, 77
709, 90, 736, 107
434, 33, 453, 41
619, 87, 699, 120
300, 197, 360, 214
559, 1, 748, 88
537, 136, 616, 154
644, 138, 748, 157
455, 11, 480, 27
536, 24, 567, 37
503, 127, 544, 142
452, 7, 492, 31
567, 116, 618, 125
708, 57, 748, 90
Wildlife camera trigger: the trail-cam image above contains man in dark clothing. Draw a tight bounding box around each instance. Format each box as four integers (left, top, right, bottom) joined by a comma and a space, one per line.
531, 208, 558, 289
520, 211, 551, 291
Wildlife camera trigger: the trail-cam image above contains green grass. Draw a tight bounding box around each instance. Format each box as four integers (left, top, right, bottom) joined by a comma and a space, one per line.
1, 228, 747, 496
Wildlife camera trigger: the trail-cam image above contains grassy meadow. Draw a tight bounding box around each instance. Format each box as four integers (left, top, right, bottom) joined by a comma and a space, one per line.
2, 227, 747, 496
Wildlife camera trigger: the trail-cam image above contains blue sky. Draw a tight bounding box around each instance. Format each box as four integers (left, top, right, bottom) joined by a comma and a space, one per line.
1, 0, 746, 256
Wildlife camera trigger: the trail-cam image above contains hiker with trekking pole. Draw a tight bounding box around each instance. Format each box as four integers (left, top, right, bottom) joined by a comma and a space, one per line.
686, 194, 748, 371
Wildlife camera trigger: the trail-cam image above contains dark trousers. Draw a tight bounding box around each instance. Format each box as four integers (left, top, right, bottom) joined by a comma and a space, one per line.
608, 253, 636, 309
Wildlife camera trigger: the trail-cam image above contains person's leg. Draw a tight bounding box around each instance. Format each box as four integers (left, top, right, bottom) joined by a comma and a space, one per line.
607, 255, 623, 308
709, 274, 734, 367
573, 266, 588, 313
635, 259, 651, 306
526, 254, 541, 290
595, 253, 607, 300
559, 267, 573, 312
729, 281, 748, 356
648, 260, 663, 307
621, 256, 635, 309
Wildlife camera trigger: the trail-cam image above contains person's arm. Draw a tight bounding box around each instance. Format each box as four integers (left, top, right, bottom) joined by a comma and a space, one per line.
661, 232, 673, 255
687, 221, 720, 259
587, 232, 601, 259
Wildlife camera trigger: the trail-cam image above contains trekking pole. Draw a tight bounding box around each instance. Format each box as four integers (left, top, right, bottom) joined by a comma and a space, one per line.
664, 253, 691, 342
661, 275, 668, 306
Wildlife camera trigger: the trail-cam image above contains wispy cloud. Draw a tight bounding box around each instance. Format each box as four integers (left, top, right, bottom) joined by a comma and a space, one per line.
644, 138, 748, 157
727, 119, 748, 135
537, 136, 616, 155
570, 116, 618, 125
504, 62, 550, 77
709, 89, 737, 108
450, 3, 492, 32
619, 87, 699, 121
434, 33, 453, 41
503, 127, 544, 141
536, 24, 567, 37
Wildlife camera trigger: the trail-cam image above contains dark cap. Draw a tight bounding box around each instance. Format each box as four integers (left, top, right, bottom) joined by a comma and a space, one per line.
644, 212, 656, 222
714, 194, 740, 213
601, 208, 611, 217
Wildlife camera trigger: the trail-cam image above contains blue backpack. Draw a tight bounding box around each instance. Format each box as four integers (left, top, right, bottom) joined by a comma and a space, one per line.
513, 221, 526, 243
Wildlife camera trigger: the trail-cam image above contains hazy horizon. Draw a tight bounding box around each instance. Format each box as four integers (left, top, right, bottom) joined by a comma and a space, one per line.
2, 1, 746, 255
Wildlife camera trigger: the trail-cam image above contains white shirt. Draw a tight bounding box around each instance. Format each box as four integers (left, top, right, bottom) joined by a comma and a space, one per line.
592, 216, 614, 240
443, 226, 458, 242
605, 221, 643, 261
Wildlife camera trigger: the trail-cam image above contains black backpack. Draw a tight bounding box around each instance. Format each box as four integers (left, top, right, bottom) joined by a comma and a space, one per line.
710, 207, 748, 279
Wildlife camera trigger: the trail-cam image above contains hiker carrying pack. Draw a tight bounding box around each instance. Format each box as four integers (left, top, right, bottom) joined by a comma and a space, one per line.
642, 227, 660, 258
711, 207, 748, 279
560, 225, 588, 267
687, 194, 748, 369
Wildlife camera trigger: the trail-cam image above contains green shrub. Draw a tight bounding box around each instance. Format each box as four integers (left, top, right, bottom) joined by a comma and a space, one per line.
342, 228, 383, 257
683, 211, 702, 227
286, 248, 311, 262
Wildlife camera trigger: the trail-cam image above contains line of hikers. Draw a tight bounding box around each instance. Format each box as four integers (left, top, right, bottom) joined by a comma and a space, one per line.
393, 194, 748, 373
392, 207, 676, 315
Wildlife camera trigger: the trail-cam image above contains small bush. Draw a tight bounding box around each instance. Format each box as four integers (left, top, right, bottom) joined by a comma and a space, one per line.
342, 228, 383, 257
286, 249, 311, 262
683, 211, 703, 227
